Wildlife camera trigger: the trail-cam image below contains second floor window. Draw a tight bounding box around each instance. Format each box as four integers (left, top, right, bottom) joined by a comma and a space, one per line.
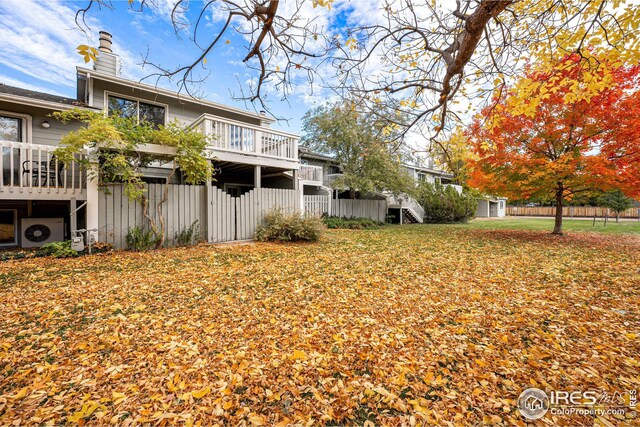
0, 115, 22, 142
107, 95, 165, 128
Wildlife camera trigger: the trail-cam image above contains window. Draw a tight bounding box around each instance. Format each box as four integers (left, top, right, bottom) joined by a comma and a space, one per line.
107, 95, 165, 127
417, 172, 428, 182
0, 210, 17, 246
0, 115, 22, 142
500, 201, 505, 209
228, 125, 254, 152
1, 114, 26, 186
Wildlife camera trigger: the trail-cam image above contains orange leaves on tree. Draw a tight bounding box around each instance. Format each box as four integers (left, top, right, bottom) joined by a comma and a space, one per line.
467, 54, 640, 227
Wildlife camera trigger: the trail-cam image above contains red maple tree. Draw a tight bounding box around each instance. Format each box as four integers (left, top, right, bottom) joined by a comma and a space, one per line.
467, 55, 640, 234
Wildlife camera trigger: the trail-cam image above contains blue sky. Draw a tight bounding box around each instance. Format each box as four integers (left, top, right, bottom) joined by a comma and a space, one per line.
0, 0, 358, 134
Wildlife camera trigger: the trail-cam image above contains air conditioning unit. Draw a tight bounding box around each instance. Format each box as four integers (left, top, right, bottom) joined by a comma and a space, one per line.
21, 218, 64, 248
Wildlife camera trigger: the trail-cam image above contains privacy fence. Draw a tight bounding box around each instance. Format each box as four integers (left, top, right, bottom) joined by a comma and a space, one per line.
99, 184, 298, 248
507, 206, 640, 219
303, 195, 388, 223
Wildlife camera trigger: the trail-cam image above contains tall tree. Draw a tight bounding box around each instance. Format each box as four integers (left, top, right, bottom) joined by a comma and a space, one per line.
467, 55, 640, 234
301, 102, 414, 198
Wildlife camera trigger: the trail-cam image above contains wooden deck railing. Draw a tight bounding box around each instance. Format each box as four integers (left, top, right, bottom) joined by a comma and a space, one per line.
0, 141, 85, 199
191, 114, 299, 162
299, 165, 323, 183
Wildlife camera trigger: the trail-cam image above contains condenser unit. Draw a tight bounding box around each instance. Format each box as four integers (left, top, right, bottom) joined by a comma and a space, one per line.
21, 218, 64, 248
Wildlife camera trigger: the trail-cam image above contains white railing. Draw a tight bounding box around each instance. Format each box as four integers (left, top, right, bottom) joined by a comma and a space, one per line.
0, 141, 85, 196
299, 165, 323, 183
191, 114, 298, 162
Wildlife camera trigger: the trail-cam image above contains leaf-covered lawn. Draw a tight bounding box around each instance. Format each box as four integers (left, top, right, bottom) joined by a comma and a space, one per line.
1, 226, 638, 426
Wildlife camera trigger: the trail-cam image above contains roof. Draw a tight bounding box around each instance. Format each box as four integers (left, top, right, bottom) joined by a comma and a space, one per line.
0, 83, 86, 107
77, 67, 275, 124
298, 146, 339, 163
403, 163, 454, 178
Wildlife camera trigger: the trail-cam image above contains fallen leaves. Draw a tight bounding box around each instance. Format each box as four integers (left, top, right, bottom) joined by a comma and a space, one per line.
0, 226, 638, 426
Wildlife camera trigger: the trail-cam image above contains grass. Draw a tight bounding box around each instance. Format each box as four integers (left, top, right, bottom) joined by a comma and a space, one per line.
465, 216, 640, 234
0, 224, 638, 426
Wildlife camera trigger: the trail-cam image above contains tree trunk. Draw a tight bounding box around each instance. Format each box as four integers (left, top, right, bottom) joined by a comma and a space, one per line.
616, 213, 620, 223
349, 190, 356, 199
552, 186, 564, 235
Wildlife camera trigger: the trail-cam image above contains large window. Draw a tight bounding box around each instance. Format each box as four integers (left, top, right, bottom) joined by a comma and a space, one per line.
0, 115, 22, 142
107, 95, 165, 127
0, 210, 16, 246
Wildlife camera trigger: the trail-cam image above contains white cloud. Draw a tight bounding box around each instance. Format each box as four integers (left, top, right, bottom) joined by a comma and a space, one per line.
0, 0, 150, 90
0, 74, 67, 96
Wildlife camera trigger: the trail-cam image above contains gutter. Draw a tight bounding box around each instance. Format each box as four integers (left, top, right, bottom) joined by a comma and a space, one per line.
0, 93, 95, 112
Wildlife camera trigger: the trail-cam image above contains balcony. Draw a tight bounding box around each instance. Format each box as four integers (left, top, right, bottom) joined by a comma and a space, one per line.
191, 114, 299, 169
299, 165, 323, 185
0, 141, 86, 200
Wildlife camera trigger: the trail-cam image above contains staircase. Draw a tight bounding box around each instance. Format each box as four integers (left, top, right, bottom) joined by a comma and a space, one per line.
385, 192, 425, 224
402, 208, 421, 224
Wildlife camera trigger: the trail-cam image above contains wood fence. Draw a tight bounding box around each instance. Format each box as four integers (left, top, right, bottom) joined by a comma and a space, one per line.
233, 188, 298, 241
330, 199, 388, 223
304, 195, 330, 217
99, 184, 205, 249
99, 184, 298, 248
507, 206, 640, 219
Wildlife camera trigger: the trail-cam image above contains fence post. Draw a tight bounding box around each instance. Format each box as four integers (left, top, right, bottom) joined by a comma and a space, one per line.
204, 164, 213, 242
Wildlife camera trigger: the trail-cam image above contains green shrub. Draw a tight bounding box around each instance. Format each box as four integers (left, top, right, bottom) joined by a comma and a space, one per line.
126, 226, 160, 251
38, 241, 79, 258
322, 215, 384, 230
417, 182, 477, 223
174, 220, 200, 246
255, 208, 325, 242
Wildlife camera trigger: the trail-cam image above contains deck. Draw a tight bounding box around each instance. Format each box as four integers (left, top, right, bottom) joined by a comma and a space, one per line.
190, 114, 300, 170
0, 141, 86, 200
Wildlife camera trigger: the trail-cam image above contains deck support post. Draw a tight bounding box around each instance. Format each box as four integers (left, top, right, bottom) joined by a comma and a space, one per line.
85, 146, 100, 243
254, 166, 261, 188
70, 197, 77, 236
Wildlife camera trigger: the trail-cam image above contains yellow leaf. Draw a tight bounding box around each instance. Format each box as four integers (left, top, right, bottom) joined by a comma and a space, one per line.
248, 413, 266, 426
111, 392, 127, 405
191, 386, 210, 399
290, 350, 307, 360
625, 333, 637, 339
222, 400, 233, 410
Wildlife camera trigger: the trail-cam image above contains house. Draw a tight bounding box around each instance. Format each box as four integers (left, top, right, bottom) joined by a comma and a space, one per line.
298, 147, 459, 224
1, 31, 317, 248
475, 196, 508, 218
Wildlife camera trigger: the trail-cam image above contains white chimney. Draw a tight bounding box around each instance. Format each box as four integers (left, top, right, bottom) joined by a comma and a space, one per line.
98, 31, 113, 53
93, 30, 121, 76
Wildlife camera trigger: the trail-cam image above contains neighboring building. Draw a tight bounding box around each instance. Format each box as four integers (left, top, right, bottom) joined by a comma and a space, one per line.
0, 31, 315, 248
298, 147, 459, 224
476, 196, 508, 218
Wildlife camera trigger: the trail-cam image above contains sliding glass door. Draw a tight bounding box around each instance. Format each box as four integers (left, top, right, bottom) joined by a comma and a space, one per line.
1, 115, 23, 186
